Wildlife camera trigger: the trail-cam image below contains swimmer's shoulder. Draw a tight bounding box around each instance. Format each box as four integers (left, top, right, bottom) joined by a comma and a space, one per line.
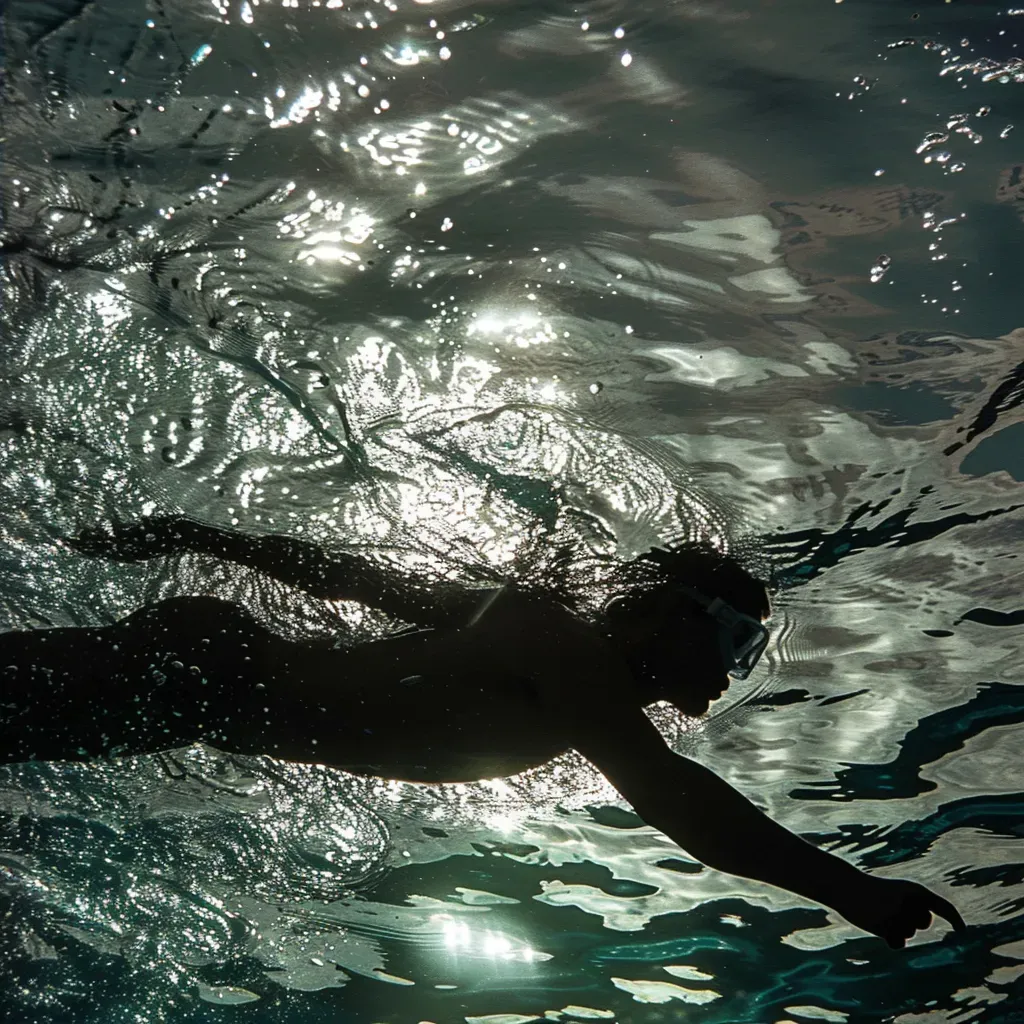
344, 585, 630, 707
464, 585, 592, 643
464, 586, 631, 700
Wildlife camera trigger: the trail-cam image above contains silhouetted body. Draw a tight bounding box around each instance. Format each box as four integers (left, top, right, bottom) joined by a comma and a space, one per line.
0, 591, 593, 782
0, 517, 964, 948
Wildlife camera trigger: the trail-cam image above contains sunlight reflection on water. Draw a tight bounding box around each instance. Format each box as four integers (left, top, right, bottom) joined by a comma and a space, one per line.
2, 0, 1024, 1020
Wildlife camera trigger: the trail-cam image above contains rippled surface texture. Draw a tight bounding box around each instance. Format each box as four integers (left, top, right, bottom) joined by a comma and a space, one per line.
2, 0, 1024, 1020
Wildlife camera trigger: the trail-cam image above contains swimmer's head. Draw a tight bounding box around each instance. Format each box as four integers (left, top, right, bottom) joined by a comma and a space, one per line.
601, 542, 771, 715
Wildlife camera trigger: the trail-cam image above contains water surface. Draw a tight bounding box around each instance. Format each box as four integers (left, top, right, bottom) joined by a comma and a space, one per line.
2, 0, 1024, 1020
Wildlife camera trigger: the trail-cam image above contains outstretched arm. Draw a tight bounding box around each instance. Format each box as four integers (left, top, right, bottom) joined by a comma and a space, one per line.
70, 516, 482, 629
569, 705, 965, 948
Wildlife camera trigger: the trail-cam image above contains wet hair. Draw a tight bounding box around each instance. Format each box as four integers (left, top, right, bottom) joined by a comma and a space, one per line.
605, 541, 770, 625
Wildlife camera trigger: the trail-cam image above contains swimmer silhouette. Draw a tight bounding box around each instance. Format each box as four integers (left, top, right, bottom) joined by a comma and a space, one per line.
0, 516, 964, 949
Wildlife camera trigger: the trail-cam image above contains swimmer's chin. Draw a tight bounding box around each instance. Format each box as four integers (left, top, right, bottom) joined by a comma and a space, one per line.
673, 684, 730, 717
672, 696, 713, 718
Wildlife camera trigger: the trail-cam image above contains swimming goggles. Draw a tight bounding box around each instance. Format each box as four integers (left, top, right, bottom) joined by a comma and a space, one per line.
678, 586, 770, 680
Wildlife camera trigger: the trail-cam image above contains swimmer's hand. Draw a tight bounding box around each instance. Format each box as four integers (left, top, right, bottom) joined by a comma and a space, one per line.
837, 875, 966, 948
568, 706, 967, 951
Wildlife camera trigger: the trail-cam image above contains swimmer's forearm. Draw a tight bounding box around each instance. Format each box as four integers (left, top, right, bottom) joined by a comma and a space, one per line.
74, 518, 433, 622
633, 754, 867, 913
73, 517, 482, 628
75, 516, 354, 597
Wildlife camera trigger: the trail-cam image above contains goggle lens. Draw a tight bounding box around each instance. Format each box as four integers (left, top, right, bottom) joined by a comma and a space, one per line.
721, 618, 769, 679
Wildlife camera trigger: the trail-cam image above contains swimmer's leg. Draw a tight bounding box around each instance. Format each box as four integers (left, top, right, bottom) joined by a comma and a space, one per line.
0, 597, 313, 765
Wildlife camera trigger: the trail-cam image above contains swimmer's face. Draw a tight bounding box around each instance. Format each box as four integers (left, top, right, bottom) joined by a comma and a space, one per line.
628, 613, 730, 716
668, 619, 732, 716
642, 589, 770, 716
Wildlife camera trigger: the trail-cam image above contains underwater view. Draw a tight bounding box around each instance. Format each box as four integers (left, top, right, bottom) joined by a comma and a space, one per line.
2, 0, 1024, 1020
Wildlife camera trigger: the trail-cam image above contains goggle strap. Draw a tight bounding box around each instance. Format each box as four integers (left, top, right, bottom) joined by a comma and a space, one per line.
705, 596, 741, 628
671, 584, 770, 679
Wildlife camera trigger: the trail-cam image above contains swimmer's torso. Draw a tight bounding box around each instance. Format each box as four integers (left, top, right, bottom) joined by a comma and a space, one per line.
278, 622, 576, 783
263, 588, 627, 782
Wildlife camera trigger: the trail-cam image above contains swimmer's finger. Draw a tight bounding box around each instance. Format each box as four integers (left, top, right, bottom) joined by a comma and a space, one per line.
928, 893, 966, 932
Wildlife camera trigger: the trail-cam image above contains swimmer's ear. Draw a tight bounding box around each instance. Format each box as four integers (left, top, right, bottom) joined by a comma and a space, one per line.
601, 593, 640, 644
603, 591, 654, 627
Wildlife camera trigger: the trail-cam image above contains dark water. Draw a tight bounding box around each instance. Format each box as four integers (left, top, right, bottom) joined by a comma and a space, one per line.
2, 0, 1024, 1020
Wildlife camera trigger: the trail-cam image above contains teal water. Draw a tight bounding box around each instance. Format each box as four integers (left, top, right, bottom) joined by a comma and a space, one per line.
2, 0, 1024, 1021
